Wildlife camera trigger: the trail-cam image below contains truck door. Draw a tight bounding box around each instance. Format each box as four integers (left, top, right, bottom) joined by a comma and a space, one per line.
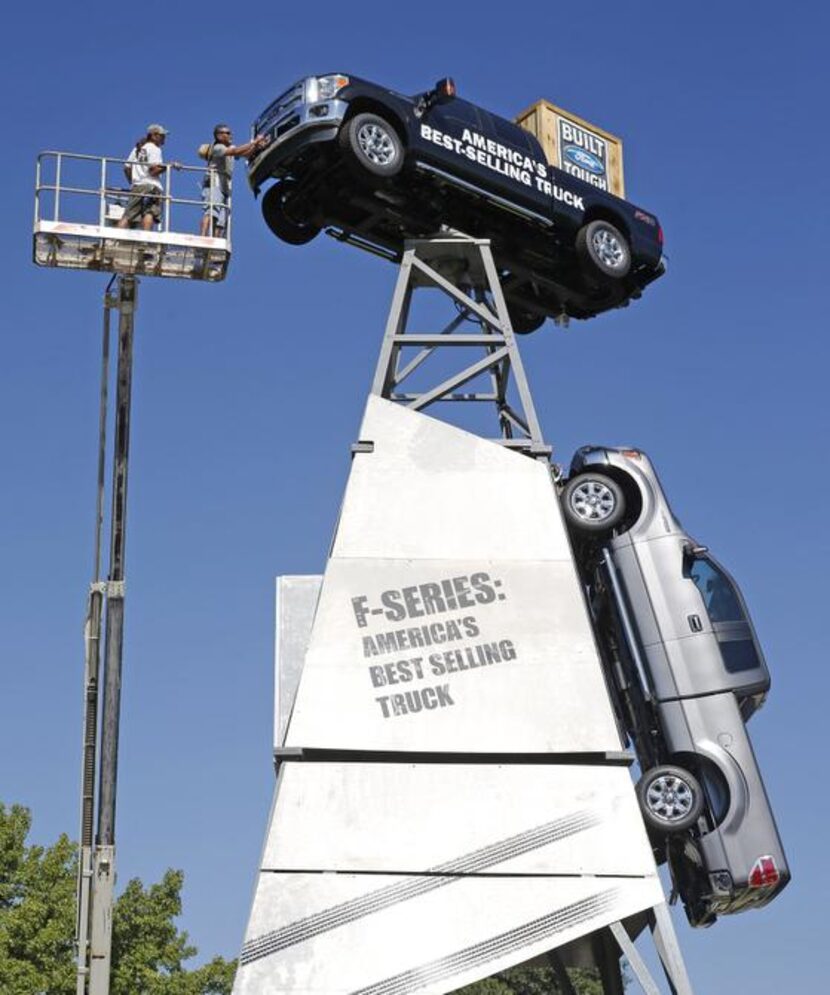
687, 554, 771, 697
477, 108, 549, 213
416, 98, 547, 215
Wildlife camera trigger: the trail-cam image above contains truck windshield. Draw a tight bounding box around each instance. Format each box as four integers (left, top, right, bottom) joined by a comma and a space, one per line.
689, 557, 746, 623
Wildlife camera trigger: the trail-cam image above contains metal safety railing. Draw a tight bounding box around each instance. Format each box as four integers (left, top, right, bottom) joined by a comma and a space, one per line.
34, 150, 232, 241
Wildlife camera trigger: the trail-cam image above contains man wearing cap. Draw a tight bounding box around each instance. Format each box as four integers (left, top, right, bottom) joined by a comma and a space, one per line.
199, 124, 268, 236
118, 124, 178, 231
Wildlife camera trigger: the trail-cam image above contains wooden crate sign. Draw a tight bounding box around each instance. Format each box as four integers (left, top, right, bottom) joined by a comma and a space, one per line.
515, 100, 625, 199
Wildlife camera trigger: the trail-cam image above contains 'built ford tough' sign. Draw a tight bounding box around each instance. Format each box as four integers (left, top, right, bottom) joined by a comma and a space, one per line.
515, 99, 625, 199
559, 119, 610, 190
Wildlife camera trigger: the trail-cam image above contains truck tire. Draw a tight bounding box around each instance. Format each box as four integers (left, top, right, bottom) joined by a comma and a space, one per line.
636, 764, 704, 835
341, 112, 404, 178
561, 472, 625, 533
507, 305, 545, 335
576, 220, 631, 279
262, 181, 320, 245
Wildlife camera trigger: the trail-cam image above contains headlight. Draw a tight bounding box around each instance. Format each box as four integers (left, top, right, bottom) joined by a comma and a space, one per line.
313, 74, 350, 101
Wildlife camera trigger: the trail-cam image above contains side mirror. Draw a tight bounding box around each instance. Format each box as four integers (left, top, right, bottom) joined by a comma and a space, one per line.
682, 542, 709, 571
416, 78, 457, 117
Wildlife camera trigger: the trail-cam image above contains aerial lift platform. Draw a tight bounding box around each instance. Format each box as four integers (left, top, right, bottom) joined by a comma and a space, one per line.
32, 150, 235, 995
233, 234, 696, 995
34, 151, 230, 280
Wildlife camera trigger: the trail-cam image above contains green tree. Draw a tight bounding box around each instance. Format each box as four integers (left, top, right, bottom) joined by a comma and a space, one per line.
455, 960, 605, 995
0, 803, 236, 995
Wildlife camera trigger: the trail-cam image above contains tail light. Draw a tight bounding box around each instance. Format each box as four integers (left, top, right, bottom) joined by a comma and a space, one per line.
748, 855, 780, 888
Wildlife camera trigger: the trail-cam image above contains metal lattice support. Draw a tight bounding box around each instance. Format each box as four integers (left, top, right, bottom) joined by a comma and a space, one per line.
370, 234, 551, 458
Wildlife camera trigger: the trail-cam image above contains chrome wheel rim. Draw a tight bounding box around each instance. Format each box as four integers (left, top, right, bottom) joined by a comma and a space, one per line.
646, 774, 695, 823
591, 228, 625, 269
357, 123, 397, 166
569, 479, 617, 523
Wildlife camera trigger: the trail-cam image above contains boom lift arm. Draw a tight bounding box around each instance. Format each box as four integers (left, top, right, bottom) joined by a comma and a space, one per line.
76, 275, 137, 995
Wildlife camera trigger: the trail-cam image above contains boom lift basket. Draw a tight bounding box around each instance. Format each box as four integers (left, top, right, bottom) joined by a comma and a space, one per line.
33, 151, 231, 281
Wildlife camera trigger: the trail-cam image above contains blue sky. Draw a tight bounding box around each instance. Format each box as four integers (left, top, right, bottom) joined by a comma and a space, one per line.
3, 2, 828, 991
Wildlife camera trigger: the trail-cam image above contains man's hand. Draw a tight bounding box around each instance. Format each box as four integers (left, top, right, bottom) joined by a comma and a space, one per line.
241, 135, 270, 161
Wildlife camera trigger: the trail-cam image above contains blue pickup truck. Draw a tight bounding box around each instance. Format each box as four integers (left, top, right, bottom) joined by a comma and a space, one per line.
247, 75, 666, 329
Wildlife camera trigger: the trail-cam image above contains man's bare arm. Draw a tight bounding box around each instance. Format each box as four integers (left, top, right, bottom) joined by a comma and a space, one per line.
225, 135, 269, 159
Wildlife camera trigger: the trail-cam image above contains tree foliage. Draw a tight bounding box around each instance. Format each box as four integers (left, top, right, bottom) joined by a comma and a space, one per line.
454, 960, 605, 995
2, 801, 620, 995
0, 803, 236, 995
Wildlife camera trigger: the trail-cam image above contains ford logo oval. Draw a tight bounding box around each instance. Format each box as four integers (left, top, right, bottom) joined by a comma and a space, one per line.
564, 145, 604, 175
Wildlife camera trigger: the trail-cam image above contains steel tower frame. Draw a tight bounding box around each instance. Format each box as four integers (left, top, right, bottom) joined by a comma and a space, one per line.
370, 234, 550, 458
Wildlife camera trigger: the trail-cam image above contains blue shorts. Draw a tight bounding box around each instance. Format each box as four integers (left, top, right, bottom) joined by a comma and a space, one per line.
202, 183, 228, 226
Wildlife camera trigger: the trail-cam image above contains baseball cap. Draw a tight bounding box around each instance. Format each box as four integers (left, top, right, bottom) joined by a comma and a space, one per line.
146, 123, 169, 135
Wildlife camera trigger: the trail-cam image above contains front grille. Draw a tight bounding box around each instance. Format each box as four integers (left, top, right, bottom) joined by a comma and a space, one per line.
256, 82, 304, 134
276, 114, 301, 138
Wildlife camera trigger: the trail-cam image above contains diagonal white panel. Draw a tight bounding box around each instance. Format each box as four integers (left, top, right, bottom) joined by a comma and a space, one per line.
275, 576, 322, 749
334, 396, 571, 562
233, 761, 664, 995
285, 558, 620, 753
285, 399, 621, 754
263, 763, 654, 876
234, 873, 663, 995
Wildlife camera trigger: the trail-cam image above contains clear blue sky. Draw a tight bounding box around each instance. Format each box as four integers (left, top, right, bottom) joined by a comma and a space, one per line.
3, 2, 828, 991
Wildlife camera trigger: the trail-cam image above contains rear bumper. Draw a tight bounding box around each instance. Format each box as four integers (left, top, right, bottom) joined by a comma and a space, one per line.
659, 694, 789, 917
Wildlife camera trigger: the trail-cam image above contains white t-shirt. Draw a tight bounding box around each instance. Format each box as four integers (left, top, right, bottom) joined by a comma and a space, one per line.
127, 141, 163, 190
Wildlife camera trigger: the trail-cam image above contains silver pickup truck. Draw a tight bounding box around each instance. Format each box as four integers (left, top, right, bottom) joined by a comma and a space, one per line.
562, 445, 790, 927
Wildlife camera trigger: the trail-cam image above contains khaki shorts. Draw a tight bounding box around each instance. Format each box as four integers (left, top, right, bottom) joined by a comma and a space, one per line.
123, 182, 162, 225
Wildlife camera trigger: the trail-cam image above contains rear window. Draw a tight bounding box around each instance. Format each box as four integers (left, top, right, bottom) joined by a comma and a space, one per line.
483, 110, 539, 155
719, 638, 762, 674
440, 98, 483, 133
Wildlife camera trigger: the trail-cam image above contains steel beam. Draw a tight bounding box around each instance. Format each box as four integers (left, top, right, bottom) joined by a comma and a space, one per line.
370, 235, 548, 457
648, 903, 695, 995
